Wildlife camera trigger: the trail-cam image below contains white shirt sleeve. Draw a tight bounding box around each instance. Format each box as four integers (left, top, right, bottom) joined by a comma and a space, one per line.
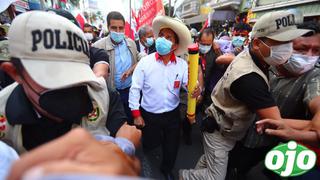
129, 60, 145, 110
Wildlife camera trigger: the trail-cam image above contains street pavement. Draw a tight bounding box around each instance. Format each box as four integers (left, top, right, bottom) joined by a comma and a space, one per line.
138, 122, 204, 179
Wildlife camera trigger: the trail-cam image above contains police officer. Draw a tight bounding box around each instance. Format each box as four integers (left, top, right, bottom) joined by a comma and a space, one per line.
0, 11, 140, 153
180, 10, 312, 180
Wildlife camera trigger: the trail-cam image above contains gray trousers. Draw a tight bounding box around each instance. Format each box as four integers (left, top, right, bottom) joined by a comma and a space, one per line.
180, 131, 235, 180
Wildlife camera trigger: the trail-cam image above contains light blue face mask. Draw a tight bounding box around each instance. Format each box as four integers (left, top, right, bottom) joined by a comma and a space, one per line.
145, 37, 154, 47
199, 44, 211, 54
155, 37, 172, 55
110, 31, 125, 43
232, 36, 246, 47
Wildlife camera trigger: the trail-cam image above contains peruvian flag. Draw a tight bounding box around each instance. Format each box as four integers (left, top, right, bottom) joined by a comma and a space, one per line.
137, 0, 165, 30
125, 9, 138, 40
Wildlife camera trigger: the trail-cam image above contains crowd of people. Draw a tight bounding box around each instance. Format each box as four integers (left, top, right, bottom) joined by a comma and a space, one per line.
0, 7, 319, 180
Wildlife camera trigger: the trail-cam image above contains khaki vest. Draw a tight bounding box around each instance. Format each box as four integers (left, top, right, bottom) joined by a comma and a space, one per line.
206, 50, 269, 140
0, 79, 110, 154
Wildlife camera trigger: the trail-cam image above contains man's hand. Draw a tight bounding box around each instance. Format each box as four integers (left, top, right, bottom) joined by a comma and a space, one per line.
134, 116, 145, 129
191, 83, 201, 99
196, 95, 203, 105
256, 119, 297, 140
116, 123, 142, 148
7, 128, 141, 180
121, 69, 131, 82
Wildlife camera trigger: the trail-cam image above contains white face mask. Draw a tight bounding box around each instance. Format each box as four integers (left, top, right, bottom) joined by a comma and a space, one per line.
84, 33, 93, 41
199, 44, 211, 54
260, 40, 293, 66
283, 53, 319, 75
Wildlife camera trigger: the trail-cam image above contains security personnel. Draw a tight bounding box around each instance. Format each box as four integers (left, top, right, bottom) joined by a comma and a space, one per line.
180, 10, 312, 180
0, 11, 138, 153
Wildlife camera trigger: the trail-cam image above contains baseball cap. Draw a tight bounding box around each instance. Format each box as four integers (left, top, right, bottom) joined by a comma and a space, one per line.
251, 10, 312, 41
8, 11, 101, 89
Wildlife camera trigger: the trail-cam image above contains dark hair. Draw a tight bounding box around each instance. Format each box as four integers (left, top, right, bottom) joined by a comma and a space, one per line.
297, 21, 320, 37
138, 25, 152, 39
199, 28, 215, 40
11, 57, 25, 74
233, 23, 252, 32
107, 11, 125, 27
173, 31, 179, 44
84, 23, 92, 28
47, 9, 80, 28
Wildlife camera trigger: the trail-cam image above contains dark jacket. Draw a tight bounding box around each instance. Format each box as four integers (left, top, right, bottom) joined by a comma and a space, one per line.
135, 40, 156, 54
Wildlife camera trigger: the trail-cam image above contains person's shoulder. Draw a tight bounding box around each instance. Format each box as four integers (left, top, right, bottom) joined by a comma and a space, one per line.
140, 52, 156, 63
125, 37, 135, 43
176, 56, 188, 67
92, 37, 108, 48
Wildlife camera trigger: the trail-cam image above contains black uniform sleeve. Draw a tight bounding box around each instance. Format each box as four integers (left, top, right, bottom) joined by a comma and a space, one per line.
89, 47, 109, 68
106, 87, 127, 137
230, 72, 276, 111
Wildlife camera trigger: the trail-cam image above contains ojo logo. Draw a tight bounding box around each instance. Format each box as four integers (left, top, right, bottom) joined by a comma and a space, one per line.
265, 141, 316, 177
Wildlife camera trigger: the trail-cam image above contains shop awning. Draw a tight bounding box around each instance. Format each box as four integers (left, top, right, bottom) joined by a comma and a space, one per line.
183, 14, 208, 25
250, 2, 320, 22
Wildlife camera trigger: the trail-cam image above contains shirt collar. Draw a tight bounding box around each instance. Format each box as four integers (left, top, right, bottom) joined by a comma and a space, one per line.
155, 52, 176, 64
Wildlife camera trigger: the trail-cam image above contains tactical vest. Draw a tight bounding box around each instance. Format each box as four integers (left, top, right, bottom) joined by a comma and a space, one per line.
206, 50, 269, 140
0, 79, 110, 154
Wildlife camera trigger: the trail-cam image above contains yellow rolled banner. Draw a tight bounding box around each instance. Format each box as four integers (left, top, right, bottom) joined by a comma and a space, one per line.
187, 44, 199, 124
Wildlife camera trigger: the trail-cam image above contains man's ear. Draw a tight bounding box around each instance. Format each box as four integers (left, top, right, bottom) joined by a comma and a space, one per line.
172, 43, 178, 52
0, 62, 23, 83
252, 38, 261, 51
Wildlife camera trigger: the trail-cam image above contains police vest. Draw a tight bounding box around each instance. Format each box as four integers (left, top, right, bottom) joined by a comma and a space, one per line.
206, 50, 269, 140
0, 79, 110, 154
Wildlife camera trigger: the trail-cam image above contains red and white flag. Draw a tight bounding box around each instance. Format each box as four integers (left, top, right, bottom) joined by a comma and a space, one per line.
137, 0, 164, 30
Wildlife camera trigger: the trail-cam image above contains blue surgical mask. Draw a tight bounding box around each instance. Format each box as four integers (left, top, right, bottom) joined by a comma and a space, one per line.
232, 36, 246, 47
145, 37, 154, 47
283, 53, 319, 75
110, 31, 125, 43
199, 44, 211, 54
155, 37, 172, 55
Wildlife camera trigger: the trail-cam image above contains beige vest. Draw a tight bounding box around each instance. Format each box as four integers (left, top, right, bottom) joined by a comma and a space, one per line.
0, 79, 110, 154
206, 50, 269, 140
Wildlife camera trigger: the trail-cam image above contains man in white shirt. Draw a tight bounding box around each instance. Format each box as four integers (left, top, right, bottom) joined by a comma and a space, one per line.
129, 16, 199, 180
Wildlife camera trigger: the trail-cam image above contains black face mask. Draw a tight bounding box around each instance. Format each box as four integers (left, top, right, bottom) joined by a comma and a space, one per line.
39, 86, 93, 123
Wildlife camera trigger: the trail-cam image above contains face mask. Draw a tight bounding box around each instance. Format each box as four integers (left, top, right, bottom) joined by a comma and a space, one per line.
260, 40, 293, 66
155, 37, 172, 55
110, 31, 125, 43
84, 33, 93, 41
145, 37, 154, 47
283, 53, 319, 75
199, 44, 211, 54
39, 86, 93, 123
232, 36, 246, 47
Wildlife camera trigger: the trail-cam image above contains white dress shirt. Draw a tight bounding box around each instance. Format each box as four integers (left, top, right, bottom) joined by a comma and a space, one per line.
129, 52, 188, 113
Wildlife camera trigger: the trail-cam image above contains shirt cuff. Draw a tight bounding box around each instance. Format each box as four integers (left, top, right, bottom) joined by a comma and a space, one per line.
115, 137, 135, 156
94, 135, 135, 156
94, 61, 109, 66
131, 110, 141, 118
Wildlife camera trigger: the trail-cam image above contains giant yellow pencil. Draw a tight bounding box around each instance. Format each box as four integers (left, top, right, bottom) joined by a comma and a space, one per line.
187, 44, 199, 124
